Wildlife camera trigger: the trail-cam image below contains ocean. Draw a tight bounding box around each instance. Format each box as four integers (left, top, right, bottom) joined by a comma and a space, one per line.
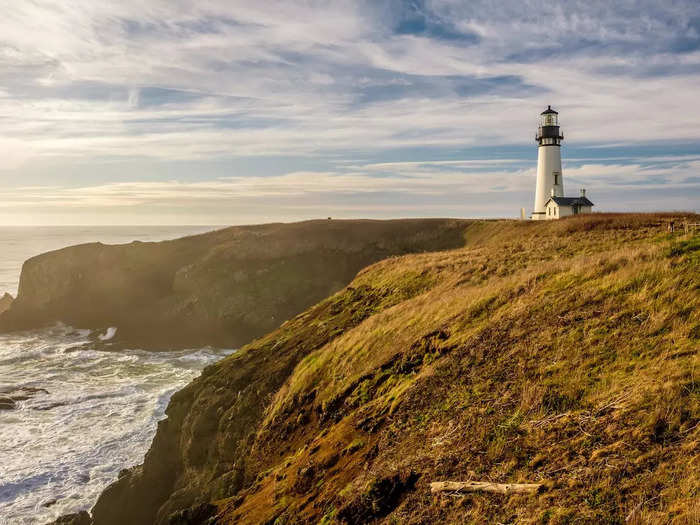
0, 226, 219, 296
0, 226, 233, 524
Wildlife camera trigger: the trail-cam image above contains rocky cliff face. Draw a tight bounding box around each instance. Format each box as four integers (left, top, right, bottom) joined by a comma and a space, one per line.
88, 214, 700, 524
0, 219, 467, 350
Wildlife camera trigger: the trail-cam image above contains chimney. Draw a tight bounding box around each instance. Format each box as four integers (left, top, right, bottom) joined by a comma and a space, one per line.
580, 188, 586, 197
550, 188, 555, 197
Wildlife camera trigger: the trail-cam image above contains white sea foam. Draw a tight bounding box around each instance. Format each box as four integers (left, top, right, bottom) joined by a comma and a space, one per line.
98, 327, 117, 341
0, 326, 233, 525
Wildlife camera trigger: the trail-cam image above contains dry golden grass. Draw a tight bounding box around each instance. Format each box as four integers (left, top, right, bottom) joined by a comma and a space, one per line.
180, 214, 700, 525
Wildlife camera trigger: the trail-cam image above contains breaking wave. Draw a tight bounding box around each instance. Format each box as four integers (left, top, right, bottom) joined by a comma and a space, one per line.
0, 325, 233, 524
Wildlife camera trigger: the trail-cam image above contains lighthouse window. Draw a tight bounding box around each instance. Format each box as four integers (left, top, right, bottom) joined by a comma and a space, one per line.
553, 172, 559, 185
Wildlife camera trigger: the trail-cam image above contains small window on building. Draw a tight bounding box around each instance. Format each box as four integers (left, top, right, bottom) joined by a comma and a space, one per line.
553, 172, 560, 185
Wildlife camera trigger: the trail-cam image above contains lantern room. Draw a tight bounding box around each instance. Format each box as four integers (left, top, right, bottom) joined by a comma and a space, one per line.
540, 106, 558, 126
536, 105, 563, 145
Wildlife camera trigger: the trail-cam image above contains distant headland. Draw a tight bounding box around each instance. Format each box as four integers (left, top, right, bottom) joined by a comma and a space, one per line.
0, 219, 469, 350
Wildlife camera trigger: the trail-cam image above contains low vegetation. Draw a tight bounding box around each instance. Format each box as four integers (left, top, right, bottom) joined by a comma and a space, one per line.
92, 214, 699, 525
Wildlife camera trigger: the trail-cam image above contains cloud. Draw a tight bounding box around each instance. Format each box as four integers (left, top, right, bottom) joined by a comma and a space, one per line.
0, 155, 697, 225
0, 1, 698, 223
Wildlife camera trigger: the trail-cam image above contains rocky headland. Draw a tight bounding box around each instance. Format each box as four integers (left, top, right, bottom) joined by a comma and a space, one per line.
38, 213, 699, 524
0, 219, 468, 350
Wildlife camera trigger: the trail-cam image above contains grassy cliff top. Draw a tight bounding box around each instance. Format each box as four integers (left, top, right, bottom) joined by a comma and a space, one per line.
92, 214, 699, 525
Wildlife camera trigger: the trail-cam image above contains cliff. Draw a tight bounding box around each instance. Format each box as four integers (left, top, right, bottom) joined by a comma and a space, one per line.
0, 219, 468, 349
87, 214, 699, 524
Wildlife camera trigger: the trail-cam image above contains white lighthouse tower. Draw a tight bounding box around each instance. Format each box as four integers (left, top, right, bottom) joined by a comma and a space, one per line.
532, 106, 564, 220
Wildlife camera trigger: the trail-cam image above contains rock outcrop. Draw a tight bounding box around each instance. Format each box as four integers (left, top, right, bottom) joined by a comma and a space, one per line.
88, 214, 700, 524
0, 386, 49, 411
0, 219, 468, 350
0, 292, 13, 315
50, 511, 92, 525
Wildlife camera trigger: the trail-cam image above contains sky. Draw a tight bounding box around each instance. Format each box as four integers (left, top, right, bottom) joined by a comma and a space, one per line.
0, 0, 699, 225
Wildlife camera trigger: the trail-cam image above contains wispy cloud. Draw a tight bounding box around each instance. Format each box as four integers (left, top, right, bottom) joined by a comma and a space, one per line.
0, 1, 698, 223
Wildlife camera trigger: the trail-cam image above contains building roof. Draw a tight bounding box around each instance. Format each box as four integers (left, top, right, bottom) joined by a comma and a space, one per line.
541, 105, 558, 115
546, 196, 594, 207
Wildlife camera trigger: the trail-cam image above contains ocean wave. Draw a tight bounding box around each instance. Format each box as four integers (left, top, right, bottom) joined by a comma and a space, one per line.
0, 326, 233, 524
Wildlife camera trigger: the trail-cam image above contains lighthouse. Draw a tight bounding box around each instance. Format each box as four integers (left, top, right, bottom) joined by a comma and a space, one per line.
532, 106, 564, 220
531, 106, 594, 219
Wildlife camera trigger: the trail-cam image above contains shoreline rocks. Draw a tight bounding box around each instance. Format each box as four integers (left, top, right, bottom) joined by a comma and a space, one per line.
47, 511, 91, 525
0, 396, 16, 410
0, 292, 13, 315
0, 386, 49, 410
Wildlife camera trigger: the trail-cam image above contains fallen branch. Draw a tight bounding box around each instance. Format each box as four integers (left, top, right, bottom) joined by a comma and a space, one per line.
430, 481, 542, 495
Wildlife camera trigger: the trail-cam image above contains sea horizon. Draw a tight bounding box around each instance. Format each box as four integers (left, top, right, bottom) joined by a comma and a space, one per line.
0, 225, 221, 297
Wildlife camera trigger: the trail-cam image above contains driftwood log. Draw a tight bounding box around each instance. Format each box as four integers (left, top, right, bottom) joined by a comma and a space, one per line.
430, 481, 542, 495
